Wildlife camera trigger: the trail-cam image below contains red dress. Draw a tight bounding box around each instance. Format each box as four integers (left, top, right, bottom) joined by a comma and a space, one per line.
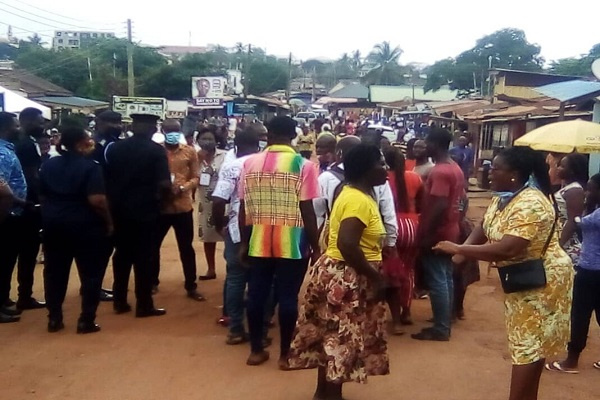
382, 170, 422, 309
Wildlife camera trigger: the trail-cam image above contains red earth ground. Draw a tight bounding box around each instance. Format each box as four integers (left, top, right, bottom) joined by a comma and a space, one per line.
1, 195, 598, 400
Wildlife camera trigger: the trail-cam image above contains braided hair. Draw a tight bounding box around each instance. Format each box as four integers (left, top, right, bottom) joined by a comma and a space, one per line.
497, 146, 553, 197
384, 148, 409, 213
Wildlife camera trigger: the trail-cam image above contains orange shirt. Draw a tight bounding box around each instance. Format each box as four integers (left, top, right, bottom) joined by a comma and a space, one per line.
387, 170, 422, 220
163, 144, 199, 214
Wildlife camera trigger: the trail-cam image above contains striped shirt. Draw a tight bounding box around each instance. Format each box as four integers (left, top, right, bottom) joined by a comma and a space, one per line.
239, 144, 319, 259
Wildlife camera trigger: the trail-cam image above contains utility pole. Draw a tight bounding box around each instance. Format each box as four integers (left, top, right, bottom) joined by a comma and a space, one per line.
126, 19, 135, 96
286, 52, 292, 102
311, 66, 316, 103
243, 44, 251, 97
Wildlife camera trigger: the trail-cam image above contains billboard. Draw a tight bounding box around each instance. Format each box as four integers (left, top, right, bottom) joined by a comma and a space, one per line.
192, 76, 226, 107
165, 100, 188, 119
112, 96, 166, 119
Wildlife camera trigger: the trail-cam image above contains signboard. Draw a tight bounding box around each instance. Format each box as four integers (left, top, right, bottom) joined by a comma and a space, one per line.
165, 100, 188, 119
112, 96, 166, 119
233, 103, 257, 114
192, 76, 226, 109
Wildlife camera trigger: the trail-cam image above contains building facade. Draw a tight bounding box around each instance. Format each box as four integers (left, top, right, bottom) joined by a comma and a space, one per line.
53, 31, 115, 50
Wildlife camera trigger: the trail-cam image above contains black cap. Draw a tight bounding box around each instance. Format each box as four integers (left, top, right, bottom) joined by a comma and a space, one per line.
130, 113, 160, 123
97, 110, 123, 123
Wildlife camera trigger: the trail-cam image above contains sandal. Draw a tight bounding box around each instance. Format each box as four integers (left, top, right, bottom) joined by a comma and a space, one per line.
226, 333, 249, 345
545, 361, 579, 374
199, 274, 217, 281
593, 361, 600, 370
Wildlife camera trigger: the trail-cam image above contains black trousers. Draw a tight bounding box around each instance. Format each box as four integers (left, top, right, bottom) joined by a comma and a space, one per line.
43, 224, 109, 323
112, 217, 159, 311
0, 212, 40, 304
151, 211, 197, 292
568, 267, 600, 354
247, 257, 308, 355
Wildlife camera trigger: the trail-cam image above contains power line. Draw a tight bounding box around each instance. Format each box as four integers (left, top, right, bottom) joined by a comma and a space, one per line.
3, 0, 117, 27
0, 7, 115, 32
0, 21, 54, 38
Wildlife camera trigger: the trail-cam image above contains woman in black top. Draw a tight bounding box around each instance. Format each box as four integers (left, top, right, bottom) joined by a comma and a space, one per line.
40, 124, 113, 334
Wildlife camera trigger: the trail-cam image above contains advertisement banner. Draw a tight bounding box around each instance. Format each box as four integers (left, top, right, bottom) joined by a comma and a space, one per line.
112, 96, 166, 119
192, 76, 226, 109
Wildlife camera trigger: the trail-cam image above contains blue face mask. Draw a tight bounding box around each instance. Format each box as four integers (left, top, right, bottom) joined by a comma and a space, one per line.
165, 132, 181, 145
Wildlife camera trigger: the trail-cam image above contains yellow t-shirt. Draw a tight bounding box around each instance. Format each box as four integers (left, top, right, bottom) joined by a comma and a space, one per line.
326, 186, 385, 262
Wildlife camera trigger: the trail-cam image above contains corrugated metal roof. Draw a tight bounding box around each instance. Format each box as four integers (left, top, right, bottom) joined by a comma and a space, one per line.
33, 96, 108, 108
370, 85, 457, 103
535, 80, 600, 102
329, 83, 369, 99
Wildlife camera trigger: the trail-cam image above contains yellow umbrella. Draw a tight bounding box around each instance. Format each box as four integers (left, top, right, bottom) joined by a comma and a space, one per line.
514, 119, 600, 154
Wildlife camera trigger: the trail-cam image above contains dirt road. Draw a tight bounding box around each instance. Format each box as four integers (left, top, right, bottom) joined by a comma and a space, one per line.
1, 197, 598, 400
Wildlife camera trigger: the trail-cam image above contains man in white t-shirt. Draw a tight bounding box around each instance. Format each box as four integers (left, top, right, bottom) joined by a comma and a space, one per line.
211, 128, 260, 344
313, 135, 398, 251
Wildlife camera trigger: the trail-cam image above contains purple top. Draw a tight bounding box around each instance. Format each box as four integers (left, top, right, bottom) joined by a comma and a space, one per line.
578, 208, 600, 271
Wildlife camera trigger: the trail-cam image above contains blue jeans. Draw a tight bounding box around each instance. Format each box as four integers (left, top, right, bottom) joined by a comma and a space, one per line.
422, 253, 454, 337
247, 257, 308, 355
224, 233, 249, 335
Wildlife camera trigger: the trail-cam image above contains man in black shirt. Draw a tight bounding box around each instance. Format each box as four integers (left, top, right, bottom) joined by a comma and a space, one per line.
93, 110, 123, 167
105, 113, 171, 317
91, 110, 124, 302
13, 107, 46, 311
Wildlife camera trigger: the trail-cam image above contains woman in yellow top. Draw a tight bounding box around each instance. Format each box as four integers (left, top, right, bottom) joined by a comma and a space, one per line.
435, 146, 573, 400
288, 144, 389, 400
297, 125, 316, 160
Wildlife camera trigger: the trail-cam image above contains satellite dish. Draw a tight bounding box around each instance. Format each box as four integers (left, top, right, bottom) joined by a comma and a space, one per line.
592, 59, 600, 80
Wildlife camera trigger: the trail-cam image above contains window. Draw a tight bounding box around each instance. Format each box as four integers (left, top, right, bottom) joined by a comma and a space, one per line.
92, 33, 97, 38
81, 33, 88, 38
68, 39, 79, 46
74, 32, 78, 36
58, 39, 63, 44
56, 32, 62, 37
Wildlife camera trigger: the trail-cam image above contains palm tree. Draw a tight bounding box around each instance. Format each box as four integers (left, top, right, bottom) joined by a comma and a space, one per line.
363, 41, 405, 85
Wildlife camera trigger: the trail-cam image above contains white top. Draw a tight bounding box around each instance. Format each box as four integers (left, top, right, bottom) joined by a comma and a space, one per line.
223, 148, 237, 165
212, 154, 252, 244
555, 181, 584, 227
313, 163, 398, 247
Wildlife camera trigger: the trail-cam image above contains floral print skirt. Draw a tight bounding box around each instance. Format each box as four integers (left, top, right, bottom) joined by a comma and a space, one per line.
287, 255, 389, 384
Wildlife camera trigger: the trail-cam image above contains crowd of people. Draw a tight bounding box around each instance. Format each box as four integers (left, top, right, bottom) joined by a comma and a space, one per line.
1, 107, 600, 400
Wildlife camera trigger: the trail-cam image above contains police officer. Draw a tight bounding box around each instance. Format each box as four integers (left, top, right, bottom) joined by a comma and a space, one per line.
14, 107, 47, 311
105, 113, 171, 317
39, 122, 113, 333
90, 110, 124, 302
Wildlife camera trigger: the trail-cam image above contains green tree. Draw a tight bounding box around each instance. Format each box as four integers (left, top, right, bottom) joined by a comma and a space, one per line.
247, 58, 288, 95
549, 43, 600, 76
362, 41, 405, 85
425, 28, 544, 93
139, 53, 223, 99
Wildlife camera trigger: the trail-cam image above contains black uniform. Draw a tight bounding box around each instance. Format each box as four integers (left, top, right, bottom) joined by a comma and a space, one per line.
39, 152, 109, 324
13, 137, 42, 304
105, 135, 170, 312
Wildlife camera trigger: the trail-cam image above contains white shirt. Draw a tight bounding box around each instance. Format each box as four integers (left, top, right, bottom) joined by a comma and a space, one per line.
223, 148, 237, 165
212, 154, 252, 244
313, 163, 398, 247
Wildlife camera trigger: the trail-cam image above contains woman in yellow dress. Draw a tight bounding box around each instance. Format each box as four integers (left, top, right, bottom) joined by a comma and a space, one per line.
288, 144, 389, 400
434, 146, 573, 400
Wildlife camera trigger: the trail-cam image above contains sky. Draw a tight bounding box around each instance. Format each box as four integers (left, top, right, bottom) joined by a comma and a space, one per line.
2, 0, 600, 66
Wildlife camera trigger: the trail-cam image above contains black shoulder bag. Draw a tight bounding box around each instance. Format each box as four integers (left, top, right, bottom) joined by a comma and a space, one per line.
496, 201, 557, 294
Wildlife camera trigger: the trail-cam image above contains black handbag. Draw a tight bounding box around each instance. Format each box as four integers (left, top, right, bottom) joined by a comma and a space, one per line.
497, 217, 556, 294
